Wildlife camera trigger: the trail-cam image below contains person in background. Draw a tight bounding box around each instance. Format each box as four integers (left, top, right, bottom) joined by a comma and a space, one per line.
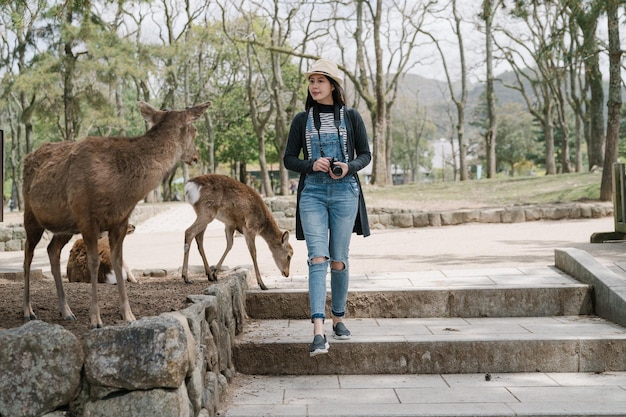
283, 58, 371, 357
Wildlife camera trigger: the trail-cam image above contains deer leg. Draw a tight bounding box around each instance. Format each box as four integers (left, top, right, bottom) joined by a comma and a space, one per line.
123, 260, 137, 283
47, 233, 75, 320
194, 229, 214, 282
212, 225, 236, 280
23, 219, 44, 321
182, 215, 212, 284
109, 223, 136, 323
82, 230, 105, 328
243, 230, 267, 290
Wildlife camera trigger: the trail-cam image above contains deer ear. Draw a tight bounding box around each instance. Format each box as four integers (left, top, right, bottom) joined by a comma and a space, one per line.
138, 102, 159, 124
281, 231, 290, 243
185, 101, 212, 123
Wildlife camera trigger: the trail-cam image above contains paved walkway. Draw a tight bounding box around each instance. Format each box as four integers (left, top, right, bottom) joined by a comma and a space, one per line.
3, 204, 626, 416
223, 372, 626, 416
3, 202, 626, 279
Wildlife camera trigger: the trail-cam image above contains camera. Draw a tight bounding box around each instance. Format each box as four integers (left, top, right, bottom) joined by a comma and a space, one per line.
330, 158, 343, 176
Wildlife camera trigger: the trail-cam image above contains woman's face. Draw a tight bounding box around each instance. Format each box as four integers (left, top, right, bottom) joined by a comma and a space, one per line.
308, 74, 334, 105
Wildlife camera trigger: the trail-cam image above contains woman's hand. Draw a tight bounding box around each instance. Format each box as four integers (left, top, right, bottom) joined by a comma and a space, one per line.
314, 158, 347, 179
313, 157, 331, 173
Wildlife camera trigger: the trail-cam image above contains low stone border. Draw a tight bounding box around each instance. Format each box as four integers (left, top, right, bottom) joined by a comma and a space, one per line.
0, 270, 251, 417
0, 203, 172, 252
268, 199, 613, 232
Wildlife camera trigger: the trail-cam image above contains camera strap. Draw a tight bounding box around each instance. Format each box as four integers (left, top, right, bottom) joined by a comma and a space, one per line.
313, 104, 342, 159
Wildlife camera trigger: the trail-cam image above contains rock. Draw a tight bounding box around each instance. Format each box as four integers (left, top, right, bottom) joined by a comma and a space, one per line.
81, 383, 190, 417
83, 316, 189, 392
0, 321, 83, 417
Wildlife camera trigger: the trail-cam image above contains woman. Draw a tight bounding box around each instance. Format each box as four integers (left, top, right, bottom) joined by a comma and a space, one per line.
284, 58, 371, 357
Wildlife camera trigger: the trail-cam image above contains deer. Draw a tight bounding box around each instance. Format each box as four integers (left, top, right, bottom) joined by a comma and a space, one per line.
181, 174, 293, 290
22, 101, 211, 328
67, 225, 137, 284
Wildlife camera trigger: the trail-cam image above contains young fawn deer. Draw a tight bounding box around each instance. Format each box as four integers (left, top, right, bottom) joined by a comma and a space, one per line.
181, 174, 293, 290
22, 101, 211, 328
67, 225, 137, 284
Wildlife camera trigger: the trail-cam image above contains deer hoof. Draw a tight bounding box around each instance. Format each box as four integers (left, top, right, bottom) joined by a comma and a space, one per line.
182, 274, 193, 284
207, 266, 218, 282
24, 313, 38, 321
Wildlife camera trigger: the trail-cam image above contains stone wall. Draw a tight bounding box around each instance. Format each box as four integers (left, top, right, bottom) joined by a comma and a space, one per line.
0, 272, 250, 417
0, 221, 26, 251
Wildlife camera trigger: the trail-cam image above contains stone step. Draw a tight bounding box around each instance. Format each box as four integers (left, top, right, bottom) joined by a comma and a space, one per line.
246, 285, 593, 319
233, 316, 626, 375
250, 266, 594, 319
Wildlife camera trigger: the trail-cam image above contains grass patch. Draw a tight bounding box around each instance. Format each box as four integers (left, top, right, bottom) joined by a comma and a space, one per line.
362, 172, 605, 210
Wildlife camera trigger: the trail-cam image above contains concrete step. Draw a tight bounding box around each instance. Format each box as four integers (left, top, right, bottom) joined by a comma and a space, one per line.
246, 285, 593, 319
249, 266, 594, 319
233, 316, 626, 375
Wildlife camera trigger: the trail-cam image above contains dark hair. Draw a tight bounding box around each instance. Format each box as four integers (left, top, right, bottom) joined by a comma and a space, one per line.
305, 75, 346, 111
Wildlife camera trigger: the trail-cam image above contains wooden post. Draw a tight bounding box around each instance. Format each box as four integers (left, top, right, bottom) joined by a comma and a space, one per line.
590, 162, 626, 242
1, 129, 3, 223
614, 163, 626, 233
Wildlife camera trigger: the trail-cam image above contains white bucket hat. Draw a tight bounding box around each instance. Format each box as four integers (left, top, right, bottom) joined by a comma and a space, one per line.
304, 59, 343, 86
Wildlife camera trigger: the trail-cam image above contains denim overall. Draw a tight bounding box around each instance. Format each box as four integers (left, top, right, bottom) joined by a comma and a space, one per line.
300, 109, 359, 321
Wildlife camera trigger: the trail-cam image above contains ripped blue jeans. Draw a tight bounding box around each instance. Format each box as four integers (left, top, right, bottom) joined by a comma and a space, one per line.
300, 175, 359, 321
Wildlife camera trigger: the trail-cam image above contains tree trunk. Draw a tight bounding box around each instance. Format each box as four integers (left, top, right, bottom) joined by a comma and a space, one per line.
454, 0, 468, 181
63, 9, 76, 142
600, 0, 622, 201
370, 0, 391, 186
483, 0, 497, 179
544, 98, 556, 175
574, 5, 605, 169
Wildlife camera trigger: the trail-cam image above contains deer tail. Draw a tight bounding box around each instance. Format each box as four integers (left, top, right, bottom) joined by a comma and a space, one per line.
184, 180, 201, 205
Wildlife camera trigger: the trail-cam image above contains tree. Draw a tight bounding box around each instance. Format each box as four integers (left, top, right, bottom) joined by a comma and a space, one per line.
564, 13, 586, 173
392, 89, 435, 182
600, 0, 622, 201
428, 0, 470, 180
146, 0, 210, 201
479, 0, 502, 179
328, 0, 436, 186
0, 1, 48, 209
495, 1, 568, 175
566, 0, 605, 171
496, 103, 538, 175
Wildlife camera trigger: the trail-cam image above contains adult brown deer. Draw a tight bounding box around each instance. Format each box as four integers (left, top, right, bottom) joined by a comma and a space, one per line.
181, 174, 293, 290
67, 225, 137, 284
22, 101, 211, 328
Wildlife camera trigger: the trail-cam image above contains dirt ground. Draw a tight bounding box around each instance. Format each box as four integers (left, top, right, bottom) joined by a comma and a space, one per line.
0, 273, 213, 344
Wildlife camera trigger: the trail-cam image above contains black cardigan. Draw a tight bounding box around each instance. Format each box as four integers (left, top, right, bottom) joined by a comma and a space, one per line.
283, 106, 371, 240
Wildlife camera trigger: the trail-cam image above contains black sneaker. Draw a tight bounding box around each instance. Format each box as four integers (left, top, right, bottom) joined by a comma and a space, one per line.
332, 322, 351, 340
309, 334, 329, 357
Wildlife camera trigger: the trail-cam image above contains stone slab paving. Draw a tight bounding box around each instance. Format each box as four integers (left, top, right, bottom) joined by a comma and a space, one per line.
221, 372, 626, 416
238, 316, 626, 343
258, 265, 581, 290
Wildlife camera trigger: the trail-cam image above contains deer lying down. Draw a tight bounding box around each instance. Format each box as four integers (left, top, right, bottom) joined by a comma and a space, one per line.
67, 225, 137, 284
181, 174, 293, 290
22, 101, 211, 328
